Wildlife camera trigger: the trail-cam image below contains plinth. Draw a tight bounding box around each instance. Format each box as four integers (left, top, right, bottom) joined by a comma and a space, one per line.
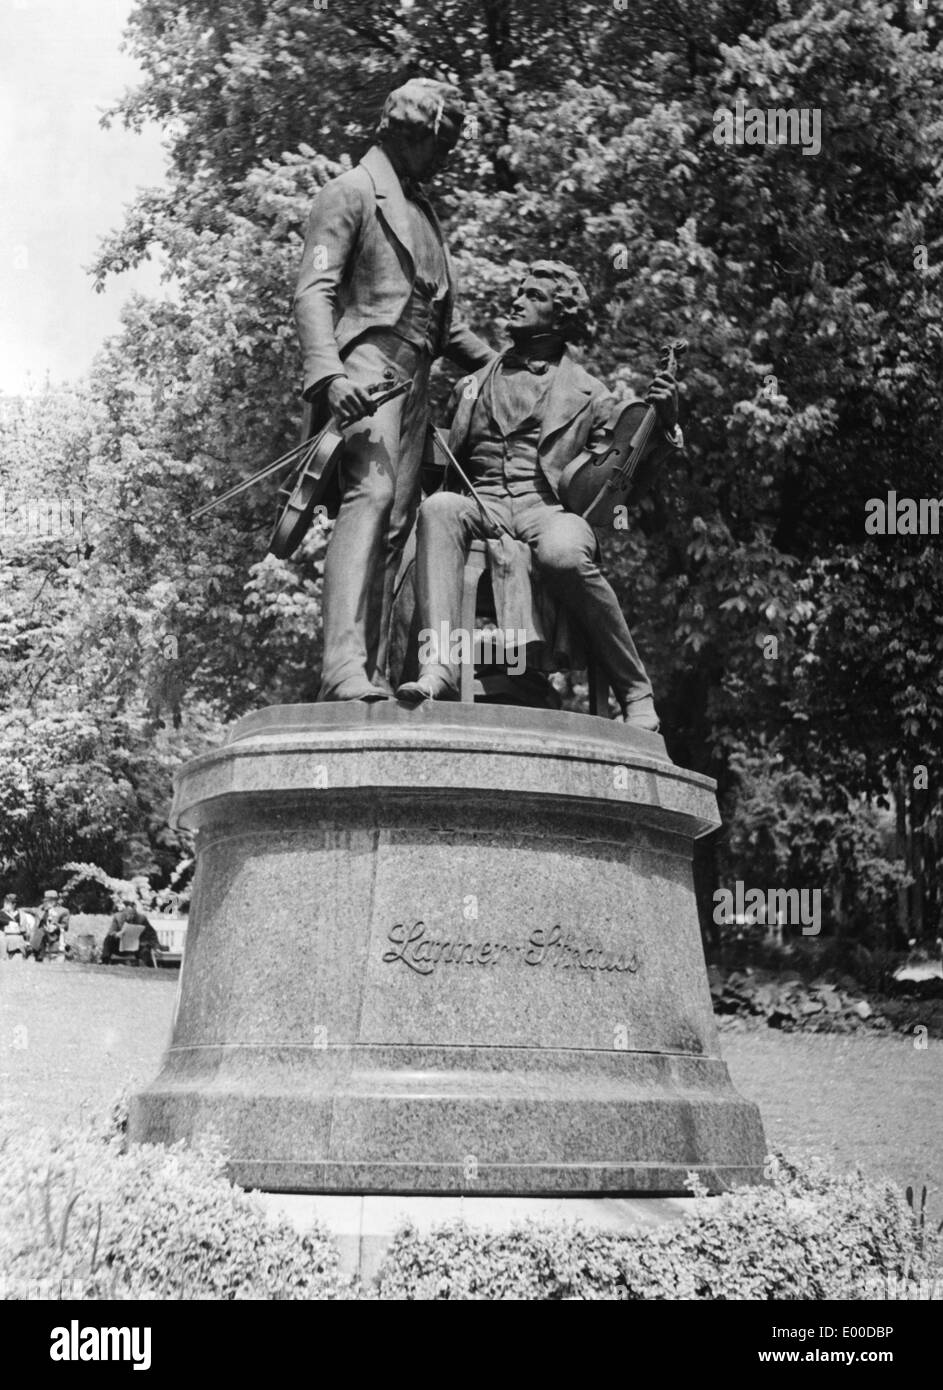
130, 702, 766, 1192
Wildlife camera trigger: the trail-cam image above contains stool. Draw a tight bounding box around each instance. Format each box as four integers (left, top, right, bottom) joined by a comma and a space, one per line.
459, 539, 611, 715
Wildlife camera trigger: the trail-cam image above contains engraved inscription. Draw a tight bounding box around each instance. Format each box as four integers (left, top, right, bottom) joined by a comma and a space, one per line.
382, 922, 640, 978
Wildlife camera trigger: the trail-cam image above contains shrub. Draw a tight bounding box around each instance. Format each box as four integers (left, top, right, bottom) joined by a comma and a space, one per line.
374, 1156, 942, 1300
61, 861, 194, 916
65, 914, 110, 960
0, 1113, 354, 1301
4, 1110, 937, 1301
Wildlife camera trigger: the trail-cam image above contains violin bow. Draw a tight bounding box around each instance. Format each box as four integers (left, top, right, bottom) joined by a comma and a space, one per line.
360, 377, 413, 412
189, 378, 414, 523
429, 426, 514, 541
189, 436, 317, 521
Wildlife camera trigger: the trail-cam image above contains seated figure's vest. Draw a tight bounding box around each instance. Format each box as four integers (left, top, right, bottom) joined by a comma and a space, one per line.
468, 425, 554, 498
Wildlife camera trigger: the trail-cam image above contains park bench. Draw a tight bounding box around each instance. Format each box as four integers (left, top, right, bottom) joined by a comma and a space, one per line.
154, 917, 187, 967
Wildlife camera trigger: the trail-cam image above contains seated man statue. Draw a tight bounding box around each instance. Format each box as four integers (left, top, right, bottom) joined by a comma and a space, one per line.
395, 260, 681, 729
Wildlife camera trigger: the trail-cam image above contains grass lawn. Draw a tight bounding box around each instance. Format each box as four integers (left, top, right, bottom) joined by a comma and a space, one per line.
0, 960, 177, 1135
2, 958, 941, 1221
722, 1027, 943, 1221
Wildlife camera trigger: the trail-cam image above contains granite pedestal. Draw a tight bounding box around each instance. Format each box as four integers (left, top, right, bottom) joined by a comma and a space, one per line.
130, 702, 766, 1192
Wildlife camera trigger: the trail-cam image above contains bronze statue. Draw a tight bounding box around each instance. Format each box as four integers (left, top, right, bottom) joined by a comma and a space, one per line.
395, 261, 682, 730
293, 78, 492, 702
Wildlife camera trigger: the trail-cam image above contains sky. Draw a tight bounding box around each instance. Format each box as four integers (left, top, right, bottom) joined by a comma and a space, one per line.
0, 0, 168, 395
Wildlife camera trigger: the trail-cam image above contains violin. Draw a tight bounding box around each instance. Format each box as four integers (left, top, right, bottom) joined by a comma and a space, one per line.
267, 376, 412, 561
559, 339, 687, 526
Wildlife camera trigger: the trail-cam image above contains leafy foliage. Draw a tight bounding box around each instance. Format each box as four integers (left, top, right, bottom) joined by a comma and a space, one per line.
721, 745, 908, 942
2, 0, 942, 936
374, 1154, 939, 1300
0, 390, 220, 900
2, 1111, 936, 1300
60, 858, 193, 914
0, 1116, 352, 1301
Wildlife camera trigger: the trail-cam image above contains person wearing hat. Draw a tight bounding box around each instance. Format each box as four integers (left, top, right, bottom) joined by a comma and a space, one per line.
294, 77, 493, 702
28, 890, 70, 963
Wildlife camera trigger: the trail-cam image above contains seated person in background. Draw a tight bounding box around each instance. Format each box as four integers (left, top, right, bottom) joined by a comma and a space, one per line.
28, 890, 70, 962
102, 896, 161, 965
395, 260, 681, 730
1, 893, 29, 958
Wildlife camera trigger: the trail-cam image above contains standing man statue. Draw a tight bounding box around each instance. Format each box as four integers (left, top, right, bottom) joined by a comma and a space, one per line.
395, 261, 682, 730
294, 78, 493, 702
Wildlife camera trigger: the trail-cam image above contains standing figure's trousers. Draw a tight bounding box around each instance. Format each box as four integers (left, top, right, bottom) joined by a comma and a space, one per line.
318, 332, 432, 699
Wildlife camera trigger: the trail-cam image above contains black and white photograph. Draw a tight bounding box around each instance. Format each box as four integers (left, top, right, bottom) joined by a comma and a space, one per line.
1, 0, 941, 1345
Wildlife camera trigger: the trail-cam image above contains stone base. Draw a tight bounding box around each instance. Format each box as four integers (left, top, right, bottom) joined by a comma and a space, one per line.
138, 1044, 763, 1195
257, 1192, 710, 1285
130, 702, 767, 1193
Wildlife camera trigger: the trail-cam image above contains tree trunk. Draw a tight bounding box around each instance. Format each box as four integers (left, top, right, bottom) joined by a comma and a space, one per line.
895, 765, 910, 944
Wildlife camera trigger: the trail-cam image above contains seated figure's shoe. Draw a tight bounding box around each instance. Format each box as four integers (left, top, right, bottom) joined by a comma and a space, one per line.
396, 673, 457, 704
618, 694, 660, 732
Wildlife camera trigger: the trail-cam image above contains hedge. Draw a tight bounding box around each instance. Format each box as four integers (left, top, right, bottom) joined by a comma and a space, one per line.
2, 1101, 938, 1301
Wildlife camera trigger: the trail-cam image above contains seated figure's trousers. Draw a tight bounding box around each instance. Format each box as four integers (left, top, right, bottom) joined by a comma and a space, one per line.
318, 332, 432, 699
413, 488, 653, 705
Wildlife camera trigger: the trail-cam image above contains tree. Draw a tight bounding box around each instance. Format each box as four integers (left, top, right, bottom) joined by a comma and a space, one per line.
0, 389, 215, 900
9, 0, 940, 937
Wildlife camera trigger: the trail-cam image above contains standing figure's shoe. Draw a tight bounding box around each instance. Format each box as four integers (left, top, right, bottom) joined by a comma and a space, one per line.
618, 694, 661, 732
395, 674, 458, 703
